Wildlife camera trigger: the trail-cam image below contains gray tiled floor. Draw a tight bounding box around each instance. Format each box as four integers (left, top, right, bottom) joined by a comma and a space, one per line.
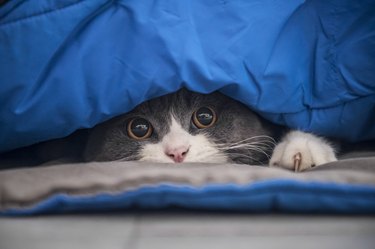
1, 213, 374, 249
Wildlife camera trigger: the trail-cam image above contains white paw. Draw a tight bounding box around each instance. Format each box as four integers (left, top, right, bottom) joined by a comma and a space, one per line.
269, 131, 337, 172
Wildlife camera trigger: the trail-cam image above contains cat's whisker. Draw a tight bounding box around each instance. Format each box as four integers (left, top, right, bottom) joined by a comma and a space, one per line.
217, 141, 273, 153
219, 143, 272, 150
215, 135, 276, 147
215, 137, 275, 161
204, 134, 276, 163
215, 139, 276, 151
216, 144, 273, 151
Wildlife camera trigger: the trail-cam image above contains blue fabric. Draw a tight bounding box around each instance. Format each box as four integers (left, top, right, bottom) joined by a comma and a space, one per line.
0, 0, 375, 152
1, 179, 375, 215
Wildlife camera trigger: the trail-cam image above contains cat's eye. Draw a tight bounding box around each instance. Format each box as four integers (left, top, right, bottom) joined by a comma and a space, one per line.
127, 118, 153, 140
192, 107, 217, 129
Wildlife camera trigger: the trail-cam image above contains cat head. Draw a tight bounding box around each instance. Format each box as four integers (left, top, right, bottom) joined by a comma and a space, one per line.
84, 89, 278, 164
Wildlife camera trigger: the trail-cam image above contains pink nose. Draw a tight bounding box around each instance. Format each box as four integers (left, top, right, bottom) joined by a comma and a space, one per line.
165, 146, 190, 163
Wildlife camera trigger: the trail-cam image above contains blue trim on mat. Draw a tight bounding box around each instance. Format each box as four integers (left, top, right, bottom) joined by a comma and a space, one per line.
1, 179, 375, 216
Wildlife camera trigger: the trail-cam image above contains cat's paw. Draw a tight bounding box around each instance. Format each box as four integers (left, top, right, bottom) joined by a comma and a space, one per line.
269, 131, 337, 172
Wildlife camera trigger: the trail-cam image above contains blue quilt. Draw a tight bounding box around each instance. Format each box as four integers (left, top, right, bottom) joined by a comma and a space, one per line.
0, 0, 374, 152
0, 1, 375, 216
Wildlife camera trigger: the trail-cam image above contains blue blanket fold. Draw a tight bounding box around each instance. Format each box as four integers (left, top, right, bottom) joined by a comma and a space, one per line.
1, 0, 374, 152
2, 180, 375, 216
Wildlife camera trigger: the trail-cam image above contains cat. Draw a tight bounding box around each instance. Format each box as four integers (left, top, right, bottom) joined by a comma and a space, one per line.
0, 88, 338, 171
82, 88, 337, 171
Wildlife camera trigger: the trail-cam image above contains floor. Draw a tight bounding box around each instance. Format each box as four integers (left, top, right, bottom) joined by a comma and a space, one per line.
1, 213, 374, 249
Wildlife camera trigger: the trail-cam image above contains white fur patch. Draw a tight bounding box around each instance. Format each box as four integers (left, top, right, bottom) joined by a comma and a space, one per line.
269, 130, 337, 171
139, 116, 228, 163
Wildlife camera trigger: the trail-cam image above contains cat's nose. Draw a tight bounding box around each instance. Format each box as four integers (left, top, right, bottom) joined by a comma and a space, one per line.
165, 146, 190, 163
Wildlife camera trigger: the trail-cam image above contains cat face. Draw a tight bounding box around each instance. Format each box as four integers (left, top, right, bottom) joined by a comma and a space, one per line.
84, 89, 278, 164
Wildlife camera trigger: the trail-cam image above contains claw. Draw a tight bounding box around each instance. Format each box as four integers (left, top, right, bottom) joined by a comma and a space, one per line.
293, 152, 302, 172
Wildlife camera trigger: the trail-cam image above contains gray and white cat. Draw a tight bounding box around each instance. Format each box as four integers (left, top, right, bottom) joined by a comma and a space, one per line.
82, 89, 337, 171
1, 88, 337, 171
